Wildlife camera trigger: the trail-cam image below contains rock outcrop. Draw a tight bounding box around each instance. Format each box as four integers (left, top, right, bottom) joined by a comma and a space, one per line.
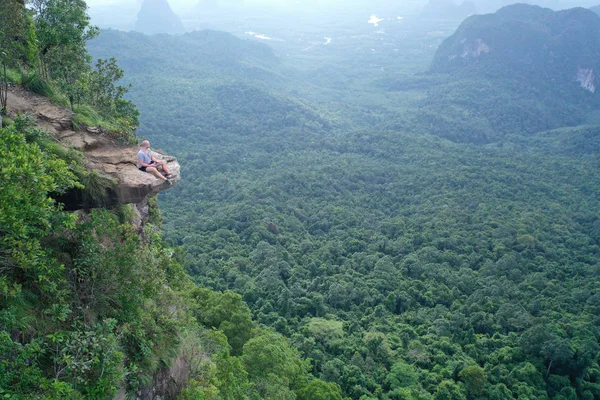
85, 146, 180, 204
6, 86, 180, 209
113, 352, 191, 400
576, 68, 596, 93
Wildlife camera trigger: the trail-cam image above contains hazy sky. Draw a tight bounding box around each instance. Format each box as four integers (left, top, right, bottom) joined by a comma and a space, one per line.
86, 0, 422, 10
85, 0, 600, 23
85, 0, 600, 7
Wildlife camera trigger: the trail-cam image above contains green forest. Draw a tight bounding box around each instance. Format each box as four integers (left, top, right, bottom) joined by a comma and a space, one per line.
88, 5, 600, 399
2, 1, 600, 399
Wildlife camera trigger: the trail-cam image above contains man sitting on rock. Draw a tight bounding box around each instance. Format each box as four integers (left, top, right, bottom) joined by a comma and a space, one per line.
137, 140, 174, 185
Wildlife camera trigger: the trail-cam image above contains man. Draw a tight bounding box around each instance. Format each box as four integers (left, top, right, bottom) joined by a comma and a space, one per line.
137, 140, 174, 185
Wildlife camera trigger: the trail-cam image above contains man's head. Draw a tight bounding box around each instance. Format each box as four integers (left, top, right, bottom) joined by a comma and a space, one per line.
140, 140, 150, 149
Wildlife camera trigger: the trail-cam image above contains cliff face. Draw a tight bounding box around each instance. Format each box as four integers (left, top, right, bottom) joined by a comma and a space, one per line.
0, 87, 197, 400
576, 68, 596, 93
6, 86, 180, 220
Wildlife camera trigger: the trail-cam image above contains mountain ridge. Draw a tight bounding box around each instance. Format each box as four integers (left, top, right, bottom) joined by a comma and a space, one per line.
419, 3, 600, 141
134, 0, 185, 34
430, 4, 600, 91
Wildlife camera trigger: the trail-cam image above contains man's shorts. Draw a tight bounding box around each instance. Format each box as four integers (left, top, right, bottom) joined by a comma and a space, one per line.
138, 166, 147, 172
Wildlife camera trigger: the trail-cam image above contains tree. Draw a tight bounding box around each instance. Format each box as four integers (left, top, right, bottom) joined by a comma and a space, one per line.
32, 0, 98, 108
434, 380, 466, 400
307, 318, 345, 344
0, 123, 79, 297
191, 289, 253, 355
297, 379, 345, 400
241, 331, 307, 395
88, 57, 138, 128
385, 361, 418, 390
458, 365, 486, 397
541, 339, 573, 379
0, 0, 25, 116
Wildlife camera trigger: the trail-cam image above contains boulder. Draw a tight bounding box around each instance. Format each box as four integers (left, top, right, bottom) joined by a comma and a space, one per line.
86, 146, 181, 204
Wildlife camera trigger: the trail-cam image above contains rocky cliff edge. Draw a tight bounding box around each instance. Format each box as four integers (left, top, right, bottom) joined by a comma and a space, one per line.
6, 86, 180, 206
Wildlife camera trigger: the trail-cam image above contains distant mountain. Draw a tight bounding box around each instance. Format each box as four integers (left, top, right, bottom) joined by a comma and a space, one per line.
89, 29, 277, 74
87, 30, 331, 139
134, 0, 185, 34
420, 4, 600, 142
591, 5, 600, 15
431, 4, 600, 93
421, 0, 477, 20
473, 0, 561, 13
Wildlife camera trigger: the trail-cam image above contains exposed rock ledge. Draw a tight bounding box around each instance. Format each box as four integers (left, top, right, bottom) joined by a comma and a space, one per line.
576, 68, 596, 93
6, 86, 180, 206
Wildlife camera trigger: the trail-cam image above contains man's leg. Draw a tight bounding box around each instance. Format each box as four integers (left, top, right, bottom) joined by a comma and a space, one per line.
146, 166, 167, 181
156, 160, 171, 175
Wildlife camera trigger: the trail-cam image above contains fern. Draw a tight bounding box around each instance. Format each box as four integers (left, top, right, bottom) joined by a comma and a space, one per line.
80, 171, 117, 209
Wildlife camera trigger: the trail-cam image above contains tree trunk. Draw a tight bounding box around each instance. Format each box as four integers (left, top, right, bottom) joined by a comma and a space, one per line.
0, 62, 8, 121
545, 359, 553, 379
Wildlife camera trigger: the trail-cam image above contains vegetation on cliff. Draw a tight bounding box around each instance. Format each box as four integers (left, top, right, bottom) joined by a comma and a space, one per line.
1, 1, 341, 399
0, 0, 138, 141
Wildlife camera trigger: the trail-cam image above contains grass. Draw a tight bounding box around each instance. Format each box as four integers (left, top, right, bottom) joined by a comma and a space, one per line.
114, 204, 136, 224
6, 68, 21, 84
21, 70, 55, 98
80, 171, 118, 209
73, 104, 137, 145
40, 139, 86, 166
8, 67, 138, 145
147, 196, 163, 225
72, 104, 103, 130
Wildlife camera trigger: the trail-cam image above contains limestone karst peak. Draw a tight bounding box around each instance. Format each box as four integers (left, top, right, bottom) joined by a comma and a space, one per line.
134, 0, 185, 34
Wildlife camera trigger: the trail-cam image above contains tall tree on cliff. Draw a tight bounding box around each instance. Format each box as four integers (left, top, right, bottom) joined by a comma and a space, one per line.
0, 0, 25, 117
31, 0, 98, 109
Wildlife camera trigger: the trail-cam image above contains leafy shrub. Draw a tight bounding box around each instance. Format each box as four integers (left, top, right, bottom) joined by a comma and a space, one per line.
1, 115, 13, 127
114, 204, 136, 224
21, 70, 54, 97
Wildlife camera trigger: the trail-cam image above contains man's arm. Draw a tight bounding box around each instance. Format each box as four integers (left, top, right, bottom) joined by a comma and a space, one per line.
151, 154, 165, 165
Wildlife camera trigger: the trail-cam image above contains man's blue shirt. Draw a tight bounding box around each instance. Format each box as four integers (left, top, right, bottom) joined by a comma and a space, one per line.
137, 149, 152, 168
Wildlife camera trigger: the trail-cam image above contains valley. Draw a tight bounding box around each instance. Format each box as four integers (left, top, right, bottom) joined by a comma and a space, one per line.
86, 4, 600, 399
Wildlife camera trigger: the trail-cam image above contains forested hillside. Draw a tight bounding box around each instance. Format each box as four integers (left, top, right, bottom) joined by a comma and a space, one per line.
87, 5, 600, 400
1, 1, 339, 399
424, 4, 600, 142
